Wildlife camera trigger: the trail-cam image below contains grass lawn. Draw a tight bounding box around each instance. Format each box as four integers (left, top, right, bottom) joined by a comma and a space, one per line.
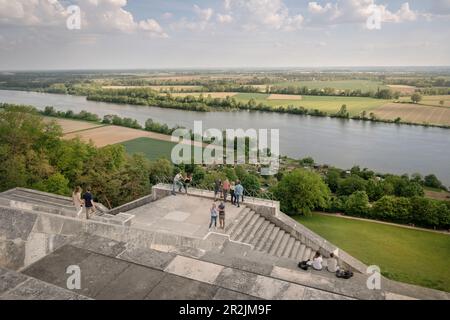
272, 80, 387, 91
295, 213, 450, 292
234, 93, 388, 115
121, 137, 204, 161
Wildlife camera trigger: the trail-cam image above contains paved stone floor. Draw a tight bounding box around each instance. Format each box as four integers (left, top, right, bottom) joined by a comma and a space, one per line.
128, 194, 246, 238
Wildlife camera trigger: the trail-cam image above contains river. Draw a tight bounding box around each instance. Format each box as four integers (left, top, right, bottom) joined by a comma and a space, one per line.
1, 89, 449, 186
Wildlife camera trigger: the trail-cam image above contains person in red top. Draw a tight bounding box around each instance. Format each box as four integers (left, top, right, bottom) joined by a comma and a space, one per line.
222, 179, 230, 202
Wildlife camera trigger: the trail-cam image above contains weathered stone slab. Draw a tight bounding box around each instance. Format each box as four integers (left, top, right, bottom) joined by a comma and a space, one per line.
118, 246, 175, 270
247, 275, 291, 300
0, 239, 25, 270
32, 215, 64, 234
213, 288, 260, 300
22, 245, 92, 287
70, 233, 127, 258
95, 264, 164, 300
76, 253, 130, 298
164, 255, 223, 284
1, 278, 90, 300
0, 268, 28, 295
214, 268, 258, 294
303, 287, 353, 300
0, 207, 37, 240
145, 274, 218, 300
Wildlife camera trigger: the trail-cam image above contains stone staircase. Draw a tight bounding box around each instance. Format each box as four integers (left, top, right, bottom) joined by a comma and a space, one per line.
0, 188, 133, 226
226, 206, 317, 263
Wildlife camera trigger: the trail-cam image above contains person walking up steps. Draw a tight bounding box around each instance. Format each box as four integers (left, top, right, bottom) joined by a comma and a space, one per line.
222, 179, 230, 202
209, 203, 218, 230
72, 186, 83, 218
82, 187, 96, 220
230, 182, 236, 205
234, 181, 244, 208
218, 202, 226, 229
214, 179, 222, 201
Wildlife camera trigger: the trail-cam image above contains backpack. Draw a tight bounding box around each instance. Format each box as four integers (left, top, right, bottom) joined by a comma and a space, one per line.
336, 270, 354, 279
298, 261, 309, 271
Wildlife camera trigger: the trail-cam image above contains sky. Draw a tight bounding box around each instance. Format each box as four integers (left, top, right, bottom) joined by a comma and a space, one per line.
0, 0, 450, 70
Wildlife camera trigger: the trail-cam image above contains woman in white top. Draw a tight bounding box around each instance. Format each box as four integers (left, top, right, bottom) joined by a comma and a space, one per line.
72, 186, 83, 218
307, 252, 323, 271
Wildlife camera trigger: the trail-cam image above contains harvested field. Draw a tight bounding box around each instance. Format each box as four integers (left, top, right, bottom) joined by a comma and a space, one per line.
44, 117, 104, 134
62, 123, 205, 148
373, 103, 450, 126
387, 85, 417, 95
425, 190, 450, 202
267, 94, 302, 100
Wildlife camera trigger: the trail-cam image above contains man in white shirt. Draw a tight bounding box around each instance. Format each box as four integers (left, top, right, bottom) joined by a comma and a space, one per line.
327, 253, 340, 273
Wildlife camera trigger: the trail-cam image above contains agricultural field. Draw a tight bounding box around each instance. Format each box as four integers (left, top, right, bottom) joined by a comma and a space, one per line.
102, 85, 202, 91
387, 85, 417, 95
296, 213, 450, 292
373, 103, 450, 126
270, 80, 387, 91
121, 137, 177, 161
399, 95, 450, 108
45, 117, 104, 134
167, 92, 238, 98
233, 93, 388, 115
122, 137, 205, 161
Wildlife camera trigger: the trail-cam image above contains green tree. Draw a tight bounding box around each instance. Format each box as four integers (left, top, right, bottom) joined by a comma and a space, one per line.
242, 174, 261, 195
33, 173, 70, 196
273, 169, 331, 215
411, 93, 422, 103
344, 191, 369, 217
337, 175, 367, 196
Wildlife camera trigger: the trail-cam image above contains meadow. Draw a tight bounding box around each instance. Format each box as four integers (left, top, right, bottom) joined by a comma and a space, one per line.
399, 95, 450, 108
296, 213, 450, 292
270, 80, 388, 91
234, 93, 388, 115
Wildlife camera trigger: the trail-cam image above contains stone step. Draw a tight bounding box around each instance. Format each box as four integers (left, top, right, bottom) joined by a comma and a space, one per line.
268, 230, 285, 255
282, 237, 296, 258
10, 189, 73, 206
261, 226, 280, 253
225, 207, 250, 235
290, 241, 301, 260
255, 223, 275, 250
275, 233, 291, 257
234, 212, 259, 242
242, 216, 265, 244
230, 210, 255, 239
297, 244, 306, 261
302, 247, 311, 262
250, 220, 270, 246
1, 193, 75, 211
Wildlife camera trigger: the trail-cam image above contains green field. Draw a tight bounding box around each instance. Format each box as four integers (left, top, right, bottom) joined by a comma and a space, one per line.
121, 137, 204, 161
234, 93, 389, 115
121, 137, 176, 161
272, 80, 387, 91
295, 213, 450, 292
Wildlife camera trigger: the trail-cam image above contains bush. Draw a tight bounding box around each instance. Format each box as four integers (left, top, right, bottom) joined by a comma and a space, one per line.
371, 196, 411, 223
273, 169, 331, 215
344, 191, 369, 217
337, 175, 367, 196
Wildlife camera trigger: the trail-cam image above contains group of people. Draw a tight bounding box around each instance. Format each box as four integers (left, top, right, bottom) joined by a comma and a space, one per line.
71, 186, 96, 220
214, 179, 244, 208
299, 251, 353, 278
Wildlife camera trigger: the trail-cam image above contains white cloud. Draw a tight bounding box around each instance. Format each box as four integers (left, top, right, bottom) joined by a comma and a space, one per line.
139, 19, 168, 38
307, 0, 417, 26
0, 0, 67, 26
171, 5, 214, 31
0, 0, 168, 37
217, 13, 233, 24
224, 0, 304, 31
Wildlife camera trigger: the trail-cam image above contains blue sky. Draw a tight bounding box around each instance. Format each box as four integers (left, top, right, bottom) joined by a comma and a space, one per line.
0, 0, 449, 70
